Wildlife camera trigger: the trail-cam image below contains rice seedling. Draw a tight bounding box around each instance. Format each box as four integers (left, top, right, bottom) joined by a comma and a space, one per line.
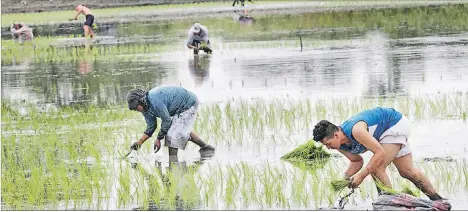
330, 179, 351, 193
2, 88, 468, 210
281, 140, 330, 162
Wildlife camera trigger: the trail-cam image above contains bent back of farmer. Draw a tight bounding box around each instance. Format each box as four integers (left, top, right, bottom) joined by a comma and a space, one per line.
127, 86, 215, 161
147, 86, 198, 117
339, 107, 403, 154
10, 23, 34, 44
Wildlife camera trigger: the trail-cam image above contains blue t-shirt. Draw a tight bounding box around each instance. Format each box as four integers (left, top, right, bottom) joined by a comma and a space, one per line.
142, 86, 198, 140
339, 107, 402, 154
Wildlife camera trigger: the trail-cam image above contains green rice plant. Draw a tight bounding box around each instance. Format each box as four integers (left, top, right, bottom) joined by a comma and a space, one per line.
330, 179, 351, 193
374, 179, 398, 195
401, 186, 418, 197
281, 140, 330, 162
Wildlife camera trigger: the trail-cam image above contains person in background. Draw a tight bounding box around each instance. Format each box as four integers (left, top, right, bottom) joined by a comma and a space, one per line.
10, 22, 34, 44
186, 23, 212, 55
126, 86, 215, 161
72, 5, 95, 38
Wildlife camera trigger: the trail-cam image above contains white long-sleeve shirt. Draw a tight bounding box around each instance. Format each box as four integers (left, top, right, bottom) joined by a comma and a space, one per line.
186, 25, 209, 45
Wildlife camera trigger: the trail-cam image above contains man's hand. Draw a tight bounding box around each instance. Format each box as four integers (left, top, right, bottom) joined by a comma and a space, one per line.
73, 17, 77, 20
349, 174, 364, 188
131, 141, 142, 150
154, 139, 162, 153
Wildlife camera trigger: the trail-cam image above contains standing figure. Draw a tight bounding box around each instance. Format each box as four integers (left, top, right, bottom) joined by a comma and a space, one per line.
72, 5, 95, 38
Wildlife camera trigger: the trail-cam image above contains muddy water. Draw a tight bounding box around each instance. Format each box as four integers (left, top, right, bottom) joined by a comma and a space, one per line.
2, 4, 468, 210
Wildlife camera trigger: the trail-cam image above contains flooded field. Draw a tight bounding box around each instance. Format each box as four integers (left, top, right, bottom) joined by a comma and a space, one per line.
2, 2, 468, 210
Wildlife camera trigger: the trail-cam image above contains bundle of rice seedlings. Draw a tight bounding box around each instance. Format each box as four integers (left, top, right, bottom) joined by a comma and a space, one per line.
375, 180, 398, 195
330, 179, 351, 193
281, 140, 330, 162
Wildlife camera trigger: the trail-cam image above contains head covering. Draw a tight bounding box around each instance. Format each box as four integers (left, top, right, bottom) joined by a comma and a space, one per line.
126, 88, 148, 111
192, 23, 201, 33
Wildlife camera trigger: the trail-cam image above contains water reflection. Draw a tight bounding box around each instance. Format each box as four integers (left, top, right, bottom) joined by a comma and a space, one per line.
131, 150, 214, 211
2, 5, 468, 107
234, 8, 255, 26
77, 45, 94, 75
188, 55, 211, 87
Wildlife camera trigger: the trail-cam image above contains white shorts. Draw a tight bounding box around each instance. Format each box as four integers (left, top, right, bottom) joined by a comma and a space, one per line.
165, 104, 198, 150
379, 115, 411, 158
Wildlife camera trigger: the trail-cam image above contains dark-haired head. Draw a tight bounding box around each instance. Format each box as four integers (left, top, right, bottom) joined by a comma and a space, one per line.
126, 88, 148, 112
312, 120, 343, 149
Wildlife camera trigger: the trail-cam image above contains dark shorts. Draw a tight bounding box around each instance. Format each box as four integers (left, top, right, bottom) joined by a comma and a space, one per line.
84, 14, 94, 27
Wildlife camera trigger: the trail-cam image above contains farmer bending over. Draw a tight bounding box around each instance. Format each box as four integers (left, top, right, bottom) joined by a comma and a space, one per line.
72, 5, 95, 38
312, 107, 446, 201
187, 23, 212, 55
127, 86, 215, 159
10, 22, 34, 44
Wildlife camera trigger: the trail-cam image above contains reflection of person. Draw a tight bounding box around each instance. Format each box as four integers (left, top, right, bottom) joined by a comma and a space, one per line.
234, 8, 255, 25
127, 86, 215, 160
188, 56, 211, 87
77, 45, 94, 75
232, 0, 253, 7
312, 107, 447, 202
186, 23, 212, 55
72, 5, 95, 38
10, 22, 34, 44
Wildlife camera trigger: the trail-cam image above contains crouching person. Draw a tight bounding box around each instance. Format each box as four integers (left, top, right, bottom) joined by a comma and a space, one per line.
127, 86, 215, 161
187, 23, 212, 55
312, 107, 448, 204
10, 22, 34, 45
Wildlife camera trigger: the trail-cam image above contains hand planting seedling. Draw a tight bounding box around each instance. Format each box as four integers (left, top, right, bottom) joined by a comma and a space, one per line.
330, 179, 351, 193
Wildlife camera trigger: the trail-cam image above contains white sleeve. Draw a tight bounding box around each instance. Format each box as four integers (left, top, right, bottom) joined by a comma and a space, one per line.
186, 30, 194, 45
10, 25, 16, 33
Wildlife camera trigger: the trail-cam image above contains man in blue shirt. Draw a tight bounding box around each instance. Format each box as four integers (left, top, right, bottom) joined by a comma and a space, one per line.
126, 86, 215, 159
312, 107, 445, 202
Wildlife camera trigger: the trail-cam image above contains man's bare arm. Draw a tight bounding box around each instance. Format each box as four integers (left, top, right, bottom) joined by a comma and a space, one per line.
337, 149, 364, 178
352, 121, 385, 179
74, 9, 82, 20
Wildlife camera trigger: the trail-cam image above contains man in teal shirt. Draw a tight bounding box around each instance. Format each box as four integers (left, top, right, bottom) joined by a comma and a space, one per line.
127, 86, 215, 159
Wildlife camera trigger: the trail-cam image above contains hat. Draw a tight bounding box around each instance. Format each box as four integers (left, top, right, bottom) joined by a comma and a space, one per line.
192, 23, 201, 33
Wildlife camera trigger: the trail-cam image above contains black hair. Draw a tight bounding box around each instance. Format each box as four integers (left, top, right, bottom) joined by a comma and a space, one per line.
312, 120, 339, 142
126, 88, 148, 111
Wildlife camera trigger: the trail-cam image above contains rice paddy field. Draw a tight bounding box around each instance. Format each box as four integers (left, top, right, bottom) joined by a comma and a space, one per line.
2, 1, 468, 210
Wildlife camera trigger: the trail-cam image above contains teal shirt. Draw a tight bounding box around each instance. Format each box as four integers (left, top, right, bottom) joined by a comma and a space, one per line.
142, 86, 198, 140
339, 107, 402, 154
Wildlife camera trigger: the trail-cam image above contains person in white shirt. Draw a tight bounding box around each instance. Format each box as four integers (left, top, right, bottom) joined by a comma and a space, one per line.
186, 23, 212, 55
